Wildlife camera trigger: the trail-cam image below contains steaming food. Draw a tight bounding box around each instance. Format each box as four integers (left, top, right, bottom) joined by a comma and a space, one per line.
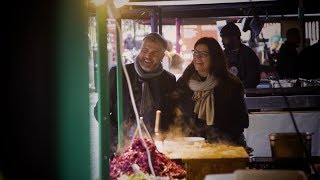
164, 142, 248, 159
110, 138, 187, 179
164, 137, 205, 146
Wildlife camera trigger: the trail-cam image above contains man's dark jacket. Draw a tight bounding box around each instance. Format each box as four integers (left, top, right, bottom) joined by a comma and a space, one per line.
225, 44, 261, 88
94, 63, 176, 152
297, 42, 320, 79
277, 42, 298, 79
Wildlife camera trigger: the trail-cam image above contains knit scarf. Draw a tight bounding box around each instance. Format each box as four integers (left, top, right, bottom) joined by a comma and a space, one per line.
188, 73, 217, 125
134, 57, 164, 115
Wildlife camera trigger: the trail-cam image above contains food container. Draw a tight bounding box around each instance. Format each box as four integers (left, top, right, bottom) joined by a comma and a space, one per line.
269, 79, 297, 88
118, 174, 170, 180
299, 79, 320, 87
154, 140, 164, 153
269, 132, 312, 160
164, 141, 249, 180
164, 137, 205, 146
163, 137, 205, 154
183, 157, 248, 180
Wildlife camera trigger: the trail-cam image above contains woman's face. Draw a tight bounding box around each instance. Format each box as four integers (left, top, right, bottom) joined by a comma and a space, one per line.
193, 44, 210, 77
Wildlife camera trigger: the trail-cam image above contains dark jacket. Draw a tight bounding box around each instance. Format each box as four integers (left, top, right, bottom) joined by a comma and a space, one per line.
94, 63, 176, 151
173, 75, 249, 145
277, 42, 299, 79
225, 44, 261, 88
297, 42, 320, 79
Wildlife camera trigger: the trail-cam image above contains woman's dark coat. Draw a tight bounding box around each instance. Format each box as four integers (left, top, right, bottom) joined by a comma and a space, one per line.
173, 75, 249, 144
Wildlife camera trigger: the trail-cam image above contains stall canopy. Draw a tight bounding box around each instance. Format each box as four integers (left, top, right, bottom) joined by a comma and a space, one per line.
113, 0, 320, 20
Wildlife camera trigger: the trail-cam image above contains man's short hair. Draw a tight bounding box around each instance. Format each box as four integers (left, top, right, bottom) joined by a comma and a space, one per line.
220, 22, 241, 37
143, 32, 168, 50
286, 28, 300, 38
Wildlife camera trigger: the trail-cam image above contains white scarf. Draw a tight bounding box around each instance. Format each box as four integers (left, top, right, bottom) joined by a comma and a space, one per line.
188, 73, 217, 125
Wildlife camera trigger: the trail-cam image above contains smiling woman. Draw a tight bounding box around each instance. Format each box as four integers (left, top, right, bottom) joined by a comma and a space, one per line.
172, 37, 251, 152
192, 44, 211, 77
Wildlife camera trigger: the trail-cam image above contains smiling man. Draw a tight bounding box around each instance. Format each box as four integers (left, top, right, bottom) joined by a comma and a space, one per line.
94, 32, 176, 154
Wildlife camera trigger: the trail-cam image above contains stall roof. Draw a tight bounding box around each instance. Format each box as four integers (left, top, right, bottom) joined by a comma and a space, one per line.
115, 0, 320, 20
125, 0, 275, 6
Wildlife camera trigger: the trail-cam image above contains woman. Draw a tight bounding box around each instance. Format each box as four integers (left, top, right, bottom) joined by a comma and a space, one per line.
173, 37, 249, 147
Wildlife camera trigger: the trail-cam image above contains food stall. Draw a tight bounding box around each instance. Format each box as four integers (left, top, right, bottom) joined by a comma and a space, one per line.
92, 0, 320, 179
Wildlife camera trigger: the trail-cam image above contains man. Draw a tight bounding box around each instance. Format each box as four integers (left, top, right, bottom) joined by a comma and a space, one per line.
124, 33, 136, 50
165, 40, 184, 74
277, 28, 300, 79
94, 33, 176, 152
297, 40, 320, 79
220, 22, 261, 88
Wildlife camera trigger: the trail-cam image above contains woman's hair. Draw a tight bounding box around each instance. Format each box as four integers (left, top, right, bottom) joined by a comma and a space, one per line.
182, 37, 230, 82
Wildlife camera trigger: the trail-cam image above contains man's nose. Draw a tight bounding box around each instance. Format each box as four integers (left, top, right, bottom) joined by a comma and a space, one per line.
144, 52, 151, 58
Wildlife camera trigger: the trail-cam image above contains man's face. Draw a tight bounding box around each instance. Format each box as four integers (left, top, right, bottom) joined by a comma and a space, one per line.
221, 36, 237, 50
290, 35, 301, 47
138, 40, 165, 72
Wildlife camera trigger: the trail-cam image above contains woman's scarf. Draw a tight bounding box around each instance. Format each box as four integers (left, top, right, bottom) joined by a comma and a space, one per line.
188, 73, 217, 125
134, 57, 164, 114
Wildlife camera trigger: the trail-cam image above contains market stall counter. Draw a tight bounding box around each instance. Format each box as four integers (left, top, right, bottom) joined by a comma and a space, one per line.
244, 86, 320, 158
162, 138, 249, 180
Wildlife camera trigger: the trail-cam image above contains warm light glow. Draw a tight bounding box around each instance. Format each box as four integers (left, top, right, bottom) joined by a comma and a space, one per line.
181, 45, 187, 51
114, 0, 129, 8
92, 0, 105, 6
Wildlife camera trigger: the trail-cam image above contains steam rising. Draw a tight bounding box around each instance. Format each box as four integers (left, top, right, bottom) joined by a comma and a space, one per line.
165, 103, 235, 146
166, 106, 202, 140
113, 84, 236, 158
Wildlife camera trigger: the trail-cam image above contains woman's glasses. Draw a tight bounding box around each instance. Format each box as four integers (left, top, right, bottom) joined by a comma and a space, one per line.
192, 50, 209, 58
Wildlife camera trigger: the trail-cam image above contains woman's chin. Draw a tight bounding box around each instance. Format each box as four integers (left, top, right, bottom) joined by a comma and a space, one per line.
195, 68, 205, 73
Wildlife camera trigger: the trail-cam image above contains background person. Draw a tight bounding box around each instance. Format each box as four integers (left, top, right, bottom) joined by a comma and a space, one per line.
276, 28, 301, 79
297, 40, 320, 79
220, 22, 261, 88
165, 40, 184, 74
123, 33, 136, 50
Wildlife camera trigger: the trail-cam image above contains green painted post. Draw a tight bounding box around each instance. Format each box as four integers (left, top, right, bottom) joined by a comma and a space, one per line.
96, 2, 110, 180
116, 19, 124, 149
56, 0, 91, 179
